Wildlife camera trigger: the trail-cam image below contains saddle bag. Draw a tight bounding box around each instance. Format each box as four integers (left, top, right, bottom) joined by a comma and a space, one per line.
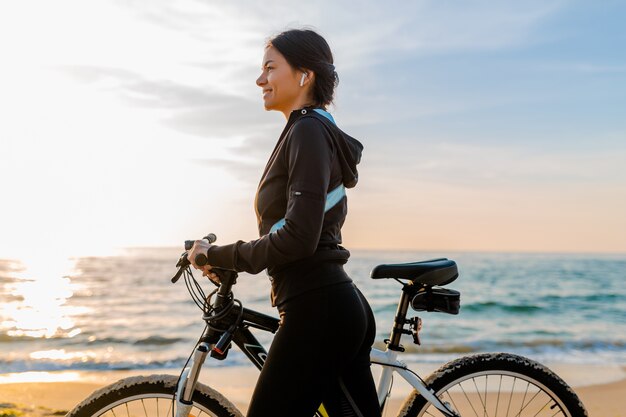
411, 286, 460, 315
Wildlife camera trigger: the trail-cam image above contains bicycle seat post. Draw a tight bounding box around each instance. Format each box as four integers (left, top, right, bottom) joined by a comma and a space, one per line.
387, 282, 414, 351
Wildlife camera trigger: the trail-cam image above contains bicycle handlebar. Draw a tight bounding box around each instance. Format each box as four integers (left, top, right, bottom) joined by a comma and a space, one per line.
185, 233, 217, 267
171, 234, 238, 309
170, 233, 240, 362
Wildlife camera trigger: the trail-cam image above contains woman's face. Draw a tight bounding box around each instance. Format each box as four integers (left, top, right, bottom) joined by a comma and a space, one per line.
256, 46, 309, 116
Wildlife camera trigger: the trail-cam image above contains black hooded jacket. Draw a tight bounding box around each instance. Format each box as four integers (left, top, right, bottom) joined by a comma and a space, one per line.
206, 107, 363, 305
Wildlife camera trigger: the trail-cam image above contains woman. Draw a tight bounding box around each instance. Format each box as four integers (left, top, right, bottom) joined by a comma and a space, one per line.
188, 29, 381, 417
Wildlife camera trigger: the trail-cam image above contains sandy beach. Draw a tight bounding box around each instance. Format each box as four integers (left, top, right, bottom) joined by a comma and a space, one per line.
0, 363, 624, 417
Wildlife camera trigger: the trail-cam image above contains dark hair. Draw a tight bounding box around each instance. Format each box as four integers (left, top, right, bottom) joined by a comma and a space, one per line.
268, 29, 339, 109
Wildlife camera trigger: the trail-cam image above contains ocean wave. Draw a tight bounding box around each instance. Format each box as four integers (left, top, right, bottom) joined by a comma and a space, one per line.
1, 332, 623, 366
81, 336, 189, 346
0, 357, 191, 374
0, 293, 24, 302
540, 293, 624, 303
2, 339, 625, 373
0, 333, 38, 343
462, 301, 543, 313
373, 341, 476, 354
506, 339, 626, 350
133, 336, 184, 346
373, 338, 626, 355
0, 333, 75, 343
0, 333, 189, 346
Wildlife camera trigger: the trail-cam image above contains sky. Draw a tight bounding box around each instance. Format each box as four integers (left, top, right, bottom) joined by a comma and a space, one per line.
0, 0, 625, 259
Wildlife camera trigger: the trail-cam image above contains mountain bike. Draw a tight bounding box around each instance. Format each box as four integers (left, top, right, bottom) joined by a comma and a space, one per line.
67, 236, 588, 417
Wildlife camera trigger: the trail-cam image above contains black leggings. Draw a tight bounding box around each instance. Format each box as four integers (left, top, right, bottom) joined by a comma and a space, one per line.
246, 278, 381, 417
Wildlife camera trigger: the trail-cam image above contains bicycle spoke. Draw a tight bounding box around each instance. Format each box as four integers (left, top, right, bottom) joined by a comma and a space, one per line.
411, 354, 585, 417
515, 387, 543, 417
505, 376, 517, 416
494, 374, 502, 416
484, 375, 489, 417
141, 399, 148, 417
516, 381, 531, 417
166, 398, 173, 417
444, 390, 461, 417
459, 382, 480, 417
531, 397, 557, 417
470, 377, 487, 417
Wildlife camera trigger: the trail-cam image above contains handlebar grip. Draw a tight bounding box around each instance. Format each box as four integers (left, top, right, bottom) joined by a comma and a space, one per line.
185, 233, 217, 251
195, 253, 208, 266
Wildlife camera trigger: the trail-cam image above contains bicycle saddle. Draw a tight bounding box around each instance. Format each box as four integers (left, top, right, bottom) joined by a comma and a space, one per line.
370, 258, 458, 286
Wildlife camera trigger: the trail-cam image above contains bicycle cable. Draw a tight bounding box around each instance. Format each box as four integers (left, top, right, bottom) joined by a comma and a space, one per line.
183, 268, 208, 310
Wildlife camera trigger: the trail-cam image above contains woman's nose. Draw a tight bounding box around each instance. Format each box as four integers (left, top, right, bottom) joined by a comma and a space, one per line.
256, 73, 266, 86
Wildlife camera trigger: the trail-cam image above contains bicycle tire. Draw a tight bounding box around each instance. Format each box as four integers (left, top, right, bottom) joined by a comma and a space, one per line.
396, 353, 588, 417
66, 374, 243, 417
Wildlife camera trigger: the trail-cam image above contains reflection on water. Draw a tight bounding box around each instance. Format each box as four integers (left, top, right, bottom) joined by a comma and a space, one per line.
0, 371, 82, 384
0, 255, 83, 339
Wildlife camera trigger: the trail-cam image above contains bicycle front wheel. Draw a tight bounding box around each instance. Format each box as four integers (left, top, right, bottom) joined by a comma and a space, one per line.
397, 353, 587, 417
66, 374, 243, 417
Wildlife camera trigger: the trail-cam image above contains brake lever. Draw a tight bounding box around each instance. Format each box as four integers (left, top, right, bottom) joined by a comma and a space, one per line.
171, 253, 190, 283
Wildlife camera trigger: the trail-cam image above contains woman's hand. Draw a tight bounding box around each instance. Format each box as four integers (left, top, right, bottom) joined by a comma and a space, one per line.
188, 239, 221, 284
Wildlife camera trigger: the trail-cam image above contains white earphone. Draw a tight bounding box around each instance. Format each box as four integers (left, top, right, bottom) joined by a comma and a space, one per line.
300, 72, 307, 87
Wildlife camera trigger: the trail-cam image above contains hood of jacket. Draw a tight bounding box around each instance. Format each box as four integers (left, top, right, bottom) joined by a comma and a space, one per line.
290, 108, 364, 189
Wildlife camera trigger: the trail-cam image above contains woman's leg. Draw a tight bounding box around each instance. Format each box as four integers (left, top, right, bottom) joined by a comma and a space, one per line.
321, 287, 381, 417
246, 282, 380, 417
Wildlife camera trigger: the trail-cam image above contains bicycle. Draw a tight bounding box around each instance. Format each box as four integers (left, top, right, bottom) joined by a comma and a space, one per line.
67, 235, 588, 417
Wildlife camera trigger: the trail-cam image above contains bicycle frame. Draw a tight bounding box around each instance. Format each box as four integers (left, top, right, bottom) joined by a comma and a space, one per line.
371, 348, 455, 417
174, 305, 456, 417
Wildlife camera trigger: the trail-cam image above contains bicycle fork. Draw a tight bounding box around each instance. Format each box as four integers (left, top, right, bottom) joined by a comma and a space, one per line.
175, 342, 210, 417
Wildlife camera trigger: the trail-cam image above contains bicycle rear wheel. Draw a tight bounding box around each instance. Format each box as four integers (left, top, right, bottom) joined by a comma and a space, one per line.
66, 374, 242, 417
397, 353, 587, 417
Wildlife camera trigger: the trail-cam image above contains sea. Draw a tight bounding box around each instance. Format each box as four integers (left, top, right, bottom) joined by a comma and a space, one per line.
1, 248, 625, 373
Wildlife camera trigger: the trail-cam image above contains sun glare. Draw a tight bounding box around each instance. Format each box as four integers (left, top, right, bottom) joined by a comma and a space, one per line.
1, 255, 85, 339
0, 371, 82, 384
29, 349, 95, 361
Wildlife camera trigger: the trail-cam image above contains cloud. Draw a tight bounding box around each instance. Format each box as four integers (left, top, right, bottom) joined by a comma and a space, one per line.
56, 63, 256, 112
160, 106, 272, 140
533, 62, 626, 74
193, 157, 265, 184
361, 140, 626, 194
113, 0, 567, 70
49, 1, 571, 145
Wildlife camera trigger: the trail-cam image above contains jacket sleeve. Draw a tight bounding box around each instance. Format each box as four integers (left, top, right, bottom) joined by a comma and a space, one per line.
205, 117, 333, 274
